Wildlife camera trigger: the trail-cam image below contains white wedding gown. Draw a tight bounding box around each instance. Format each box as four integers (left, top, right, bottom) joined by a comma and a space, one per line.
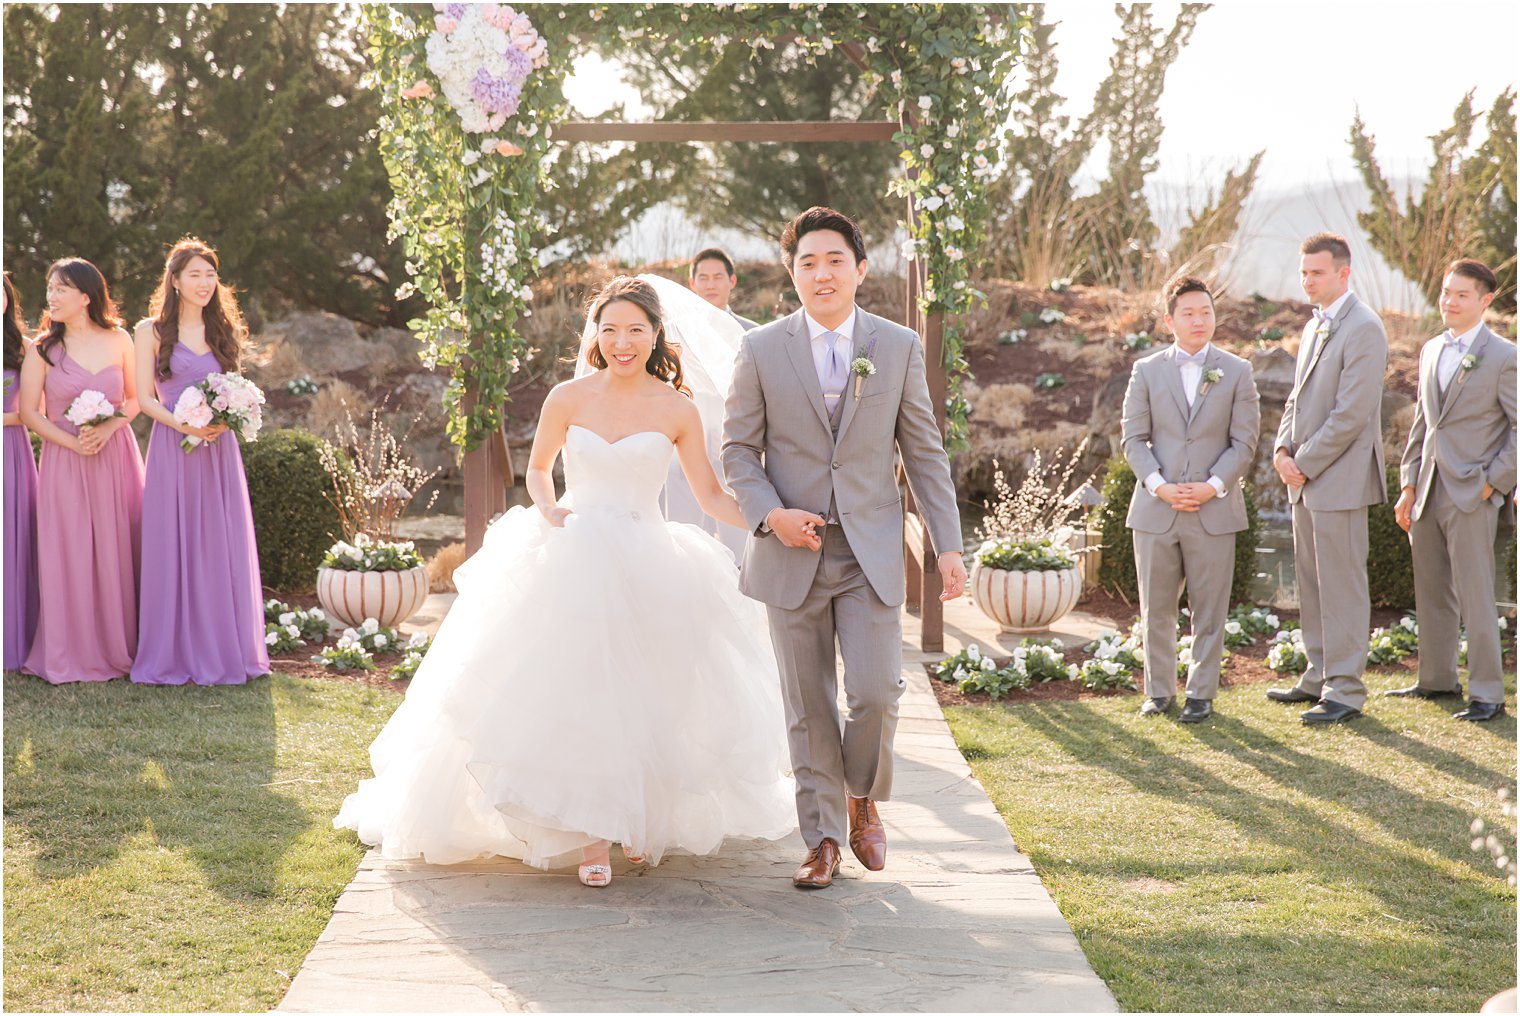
335, 425, 796, 868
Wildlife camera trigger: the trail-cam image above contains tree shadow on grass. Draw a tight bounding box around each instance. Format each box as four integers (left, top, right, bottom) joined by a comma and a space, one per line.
3, 673, 311, 901
1015, 703, 1513, 905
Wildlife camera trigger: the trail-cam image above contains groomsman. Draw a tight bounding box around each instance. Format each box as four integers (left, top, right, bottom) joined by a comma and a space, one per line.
1268, 233, 1389, 724
1122, 277, 1261, 722
1390, 258, 1516, 721
690, 247, 759, 330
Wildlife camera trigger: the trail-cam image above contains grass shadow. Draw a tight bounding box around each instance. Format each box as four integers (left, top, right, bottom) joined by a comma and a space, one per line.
4, 673, 311, 901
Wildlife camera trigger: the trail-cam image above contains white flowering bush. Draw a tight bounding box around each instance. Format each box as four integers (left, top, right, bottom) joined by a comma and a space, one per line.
1038, 307, 1066, 325
933, 640, 1069, 700
1266, 629, 1308, 674
997, 328, 1028, 346
263, 599, 331, 643
1177, 634, 1231, 680
264, 622, 305, 655
1075, 625, 1143, 691
1368, 616, 1420, 666
1049, 277, 1072, 293
1124, 331, 1154, 352
340, 617, 406, 657
317, 634, 377, 672
322, 533, 425, 572
284, 375, 318, 397
390, 632, 433, 681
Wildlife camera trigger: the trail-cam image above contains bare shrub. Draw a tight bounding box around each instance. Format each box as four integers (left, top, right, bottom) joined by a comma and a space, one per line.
427, 542, 467, 593
245, 337, 309, 387
307, 380, 361, 438
970, 382, 1034, 431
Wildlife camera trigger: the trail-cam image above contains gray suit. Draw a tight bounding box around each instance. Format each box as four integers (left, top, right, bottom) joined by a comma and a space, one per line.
1122, 345, 1260, 700
1400, 324, 1517, 704
1273, 292, 1389, 709
722, 306, 961, 849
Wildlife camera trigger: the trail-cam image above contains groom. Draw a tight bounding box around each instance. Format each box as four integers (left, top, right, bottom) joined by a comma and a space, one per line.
723, 206, 966, 890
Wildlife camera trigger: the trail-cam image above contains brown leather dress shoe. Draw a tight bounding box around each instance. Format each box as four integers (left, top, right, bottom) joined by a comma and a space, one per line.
793, 838, 842, 889
848, 796, 887, 871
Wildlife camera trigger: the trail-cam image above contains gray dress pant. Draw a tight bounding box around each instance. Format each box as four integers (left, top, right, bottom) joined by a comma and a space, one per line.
765, 525, 903, 850
1133, 512, 1235, 700
1410, 474, 1506, 704
1291, 502, 1370, 709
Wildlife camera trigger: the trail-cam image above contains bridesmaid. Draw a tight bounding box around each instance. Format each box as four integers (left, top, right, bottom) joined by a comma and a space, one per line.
131, 238, 269, 685
4, 273, 40, 671
19, 258, 144, 683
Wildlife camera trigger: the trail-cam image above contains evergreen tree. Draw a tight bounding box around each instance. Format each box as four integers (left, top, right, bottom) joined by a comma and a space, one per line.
1350, 88, 1517, 312
4, 4, 407, 325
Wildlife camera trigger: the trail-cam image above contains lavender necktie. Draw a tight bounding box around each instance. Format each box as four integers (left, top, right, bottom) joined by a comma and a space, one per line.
822, 330, 847, 427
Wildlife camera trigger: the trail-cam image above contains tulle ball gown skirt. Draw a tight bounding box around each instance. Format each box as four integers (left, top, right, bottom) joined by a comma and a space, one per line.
336, 497, 796, 869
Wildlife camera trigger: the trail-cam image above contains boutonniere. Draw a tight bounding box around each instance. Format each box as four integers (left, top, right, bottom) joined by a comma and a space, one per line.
1198, 366, 1223, 397
1460, 352, 1480, 373
851, 339, 878, 400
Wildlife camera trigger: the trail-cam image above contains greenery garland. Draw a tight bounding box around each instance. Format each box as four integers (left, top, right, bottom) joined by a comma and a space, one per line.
366, 3, 1026, 451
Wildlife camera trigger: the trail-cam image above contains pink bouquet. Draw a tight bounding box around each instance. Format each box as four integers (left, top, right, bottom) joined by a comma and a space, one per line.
64, 389, 121, 430
172, 372, 265, 452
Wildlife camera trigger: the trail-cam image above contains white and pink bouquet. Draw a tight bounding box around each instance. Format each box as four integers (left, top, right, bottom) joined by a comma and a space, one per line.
424, 3, 547, 134
64, 389, 121, 430
172, 372, 265, 452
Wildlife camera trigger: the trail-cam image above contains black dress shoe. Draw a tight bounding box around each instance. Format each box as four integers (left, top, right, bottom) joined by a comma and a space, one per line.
1454, 701, 1507, 722
1384, 684, 1463, 699
1178, 698, 1213, 723
1267, 687, 1317, 704
1139, 696, 1174, 717
1301, 701, 1362, 724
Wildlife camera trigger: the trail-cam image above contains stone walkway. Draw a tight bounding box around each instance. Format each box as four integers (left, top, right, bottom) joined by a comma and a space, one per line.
280, 596, 1118, 1012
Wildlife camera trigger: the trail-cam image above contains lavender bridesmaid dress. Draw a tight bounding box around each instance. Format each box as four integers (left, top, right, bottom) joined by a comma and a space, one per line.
131, 345, 269, 685
4, 367, 40, 670
22, 350, 144, 683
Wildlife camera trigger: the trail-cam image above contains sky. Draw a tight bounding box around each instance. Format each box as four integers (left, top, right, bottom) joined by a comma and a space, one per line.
564, 0, 1518, 193
560, 0, 1518, 301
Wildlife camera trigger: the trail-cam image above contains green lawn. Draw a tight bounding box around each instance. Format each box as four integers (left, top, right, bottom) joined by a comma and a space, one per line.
3, 673, 400, 1013
946, 670, 1517, 1012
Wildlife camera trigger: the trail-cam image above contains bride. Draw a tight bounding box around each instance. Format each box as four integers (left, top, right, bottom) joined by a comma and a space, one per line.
335, 275, 796, 887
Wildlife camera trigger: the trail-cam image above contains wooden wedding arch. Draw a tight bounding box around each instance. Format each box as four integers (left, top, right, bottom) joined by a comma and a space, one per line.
462, 114, 949, 651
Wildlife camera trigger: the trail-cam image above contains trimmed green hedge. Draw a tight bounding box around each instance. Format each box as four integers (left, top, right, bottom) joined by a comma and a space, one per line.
1092, 456, 1261, 606
1368, 466, 1414, 609
243, 428, 343, 593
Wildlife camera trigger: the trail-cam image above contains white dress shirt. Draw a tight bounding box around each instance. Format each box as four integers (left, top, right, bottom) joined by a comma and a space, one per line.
1436, 321, 1481, 392
1144, 342, 1226, 501
804, 308, 857, 393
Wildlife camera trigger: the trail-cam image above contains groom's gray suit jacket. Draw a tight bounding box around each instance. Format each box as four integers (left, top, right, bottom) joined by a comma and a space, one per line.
722, 307, 963, 610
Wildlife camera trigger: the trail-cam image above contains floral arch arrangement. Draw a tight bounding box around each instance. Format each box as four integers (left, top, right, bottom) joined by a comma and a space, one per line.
365, 2, 1026, 452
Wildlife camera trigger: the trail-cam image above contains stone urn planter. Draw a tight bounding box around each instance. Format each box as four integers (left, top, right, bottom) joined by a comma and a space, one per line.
316, 564, 429, 629
969, 537, 1083, 634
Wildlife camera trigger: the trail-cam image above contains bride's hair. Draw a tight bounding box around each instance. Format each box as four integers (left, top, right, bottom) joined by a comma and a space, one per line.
585, 276, 688, 394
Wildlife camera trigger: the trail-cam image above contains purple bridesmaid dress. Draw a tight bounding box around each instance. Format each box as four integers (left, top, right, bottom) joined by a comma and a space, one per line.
4, 367, 40, 670
22, 350, 144, 683
131, 344, 269, 685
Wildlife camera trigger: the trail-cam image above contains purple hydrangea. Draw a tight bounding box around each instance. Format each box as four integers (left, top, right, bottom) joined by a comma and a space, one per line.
443, 3, 467, 20
470, 67, 524, 117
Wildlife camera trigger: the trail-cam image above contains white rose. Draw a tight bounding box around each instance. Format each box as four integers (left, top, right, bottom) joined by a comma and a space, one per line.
375, 634, 389, 648
917, 95, 933, 110
1225, 621, 1243, 635
919, 144, 934, 159
265, 632, 279, 646
946, 214, 964, 232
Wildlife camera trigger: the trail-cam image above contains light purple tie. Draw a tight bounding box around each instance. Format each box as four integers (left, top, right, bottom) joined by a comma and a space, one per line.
822, 331, 847, 425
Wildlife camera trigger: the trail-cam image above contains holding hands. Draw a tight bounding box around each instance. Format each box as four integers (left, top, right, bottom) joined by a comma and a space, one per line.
767, 507, 826, 552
